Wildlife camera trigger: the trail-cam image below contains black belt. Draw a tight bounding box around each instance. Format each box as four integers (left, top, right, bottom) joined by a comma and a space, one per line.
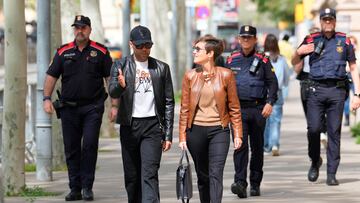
64, 92, 108, 107
240, 100, 265, 108
313, 79, 346, 88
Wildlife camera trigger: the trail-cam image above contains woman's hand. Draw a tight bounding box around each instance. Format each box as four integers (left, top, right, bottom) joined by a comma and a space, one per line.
234, 137, 242, 150
179, 141, 187, 150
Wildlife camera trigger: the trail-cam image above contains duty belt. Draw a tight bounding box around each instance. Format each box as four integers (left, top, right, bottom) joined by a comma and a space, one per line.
240, 99, 265, 108
312, 79, 347, 88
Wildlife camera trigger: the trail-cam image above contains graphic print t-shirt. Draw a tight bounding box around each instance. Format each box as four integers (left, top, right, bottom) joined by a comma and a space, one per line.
132, 60, 156, 118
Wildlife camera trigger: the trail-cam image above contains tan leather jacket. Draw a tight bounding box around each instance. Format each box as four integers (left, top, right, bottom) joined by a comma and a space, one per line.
179, 66, 243, 142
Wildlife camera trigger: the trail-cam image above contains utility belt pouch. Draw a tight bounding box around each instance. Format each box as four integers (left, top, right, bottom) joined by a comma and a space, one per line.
52, 100, 64, 119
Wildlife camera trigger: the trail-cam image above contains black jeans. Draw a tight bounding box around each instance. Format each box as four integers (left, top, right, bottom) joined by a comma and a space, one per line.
187, 125, 230, 203
60, 99, 104, 191
120, 117, 163, 203
233, 106, 266, 187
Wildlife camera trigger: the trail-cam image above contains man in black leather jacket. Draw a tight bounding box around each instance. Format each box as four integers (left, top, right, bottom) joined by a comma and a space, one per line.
108, 25, 175, 203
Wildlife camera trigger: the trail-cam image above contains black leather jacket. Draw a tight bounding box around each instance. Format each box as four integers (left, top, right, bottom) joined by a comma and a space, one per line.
108, 55, 175, 142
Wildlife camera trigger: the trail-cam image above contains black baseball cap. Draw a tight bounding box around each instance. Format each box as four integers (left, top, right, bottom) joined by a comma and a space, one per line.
239, 25, 257, 37
320, 8, 336, 20
130, 25, 153, 46
71, 15, 91, 27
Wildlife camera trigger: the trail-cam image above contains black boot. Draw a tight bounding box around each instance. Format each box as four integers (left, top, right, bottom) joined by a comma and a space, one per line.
308, 157, 322, 182
326, 173, 339, 186
231, 182, 247, 198
250, 185, 260, 196
82, 188, 94, 201
65, 190, 82, 201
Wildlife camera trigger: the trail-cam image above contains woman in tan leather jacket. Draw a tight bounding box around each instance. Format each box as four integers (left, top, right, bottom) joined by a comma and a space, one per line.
178, 35, 243, 203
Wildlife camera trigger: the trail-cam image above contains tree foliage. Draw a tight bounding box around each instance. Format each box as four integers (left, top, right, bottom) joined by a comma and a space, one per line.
251, 0, 301, 24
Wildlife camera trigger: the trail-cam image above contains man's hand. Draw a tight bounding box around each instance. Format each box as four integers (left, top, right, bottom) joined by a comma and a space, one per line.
43, 100, 54, 114
262, 103, 273, 118
234, 137, 242, 150
118, 68, 126, 88
351, 96, 360, 111
163, 141, 172, 152
179, 141, 187, 150
296, 43, 314, 56
108, 107, 118, 122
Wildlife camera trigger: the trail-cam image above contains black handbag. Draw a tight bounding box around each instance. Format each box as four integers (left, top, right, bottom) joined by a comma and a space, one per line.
176, 149, 193, 203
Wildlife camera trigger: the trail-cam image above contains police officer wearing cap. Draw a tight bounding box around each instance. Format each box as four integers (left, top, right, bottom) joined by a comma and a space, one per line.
226, 25, 278, 198
292, 8, 360, 186
108, 25, 174, 203
43, 15, 113, 201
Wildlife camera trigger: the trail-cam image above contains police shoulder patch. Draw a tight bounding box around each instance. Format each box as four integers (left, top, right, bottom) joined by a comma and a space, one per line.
90, 41, 107, 54
57, 42, 76, 55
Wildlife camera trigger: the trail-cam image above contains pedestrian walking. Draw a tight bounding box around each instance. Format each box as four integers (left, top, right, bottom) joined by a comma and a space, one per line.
108, 25, 175, 203
43, 15, 113, 201
263, 34, 290, 156
292, 8, 360, 185
226, 25, 278, 198
178, 35, 243, 203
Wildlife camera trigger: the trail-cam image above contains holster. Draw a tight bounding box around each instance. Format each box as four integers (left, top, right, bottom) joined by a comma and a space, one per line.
52, 100, 64, 119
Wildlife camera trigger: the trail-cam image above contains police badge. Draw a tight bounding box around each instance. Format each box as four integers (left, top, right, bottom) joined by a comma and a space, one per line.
336, 46, 343, 53
90, 50, 97, 57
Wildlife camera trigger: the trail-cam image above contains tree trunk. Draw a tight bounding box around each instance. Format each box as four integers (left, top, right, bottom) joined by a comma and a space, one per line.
176, 0, 186, 92
81, 0, 116, 138
51, 0, 65, 169
2, 0, 27, 195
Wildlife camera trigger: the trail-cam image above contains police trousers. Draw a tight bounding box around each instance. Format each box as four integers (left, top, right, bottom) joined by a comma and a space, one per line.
120, 116, 163, 203
307, 86, 346, 174
233, 105, 266, 187
186, 125, 230, 203
60, 99, 104, 191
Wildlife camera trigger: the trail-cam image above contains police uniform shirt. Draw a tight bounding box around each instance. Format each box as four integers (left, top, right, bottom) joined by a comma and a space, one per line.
225, 49, 278, 105
299, 32, 356, 80
47, 40, 113, 101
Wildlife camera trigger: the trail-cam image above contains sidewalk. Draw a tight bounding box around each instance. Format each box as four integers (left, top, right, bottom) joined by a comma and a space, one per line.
5, 80, 360, 203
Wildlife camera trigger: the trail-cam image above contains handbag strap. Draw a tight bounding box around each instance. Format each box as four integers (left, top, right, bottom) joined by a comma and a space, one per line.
179, 149, 190, 165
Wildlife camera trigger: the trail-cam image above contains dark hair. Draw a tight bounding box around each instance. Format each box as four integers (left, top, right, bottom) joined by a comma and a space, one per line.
194, 35, 225, 61
282, 34, 290, 41
264, 34, 280, 55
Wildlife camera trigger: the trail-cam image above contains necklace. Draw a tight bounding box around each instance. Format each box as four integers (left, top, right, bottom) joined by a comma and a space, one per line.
203, 72, 214, 82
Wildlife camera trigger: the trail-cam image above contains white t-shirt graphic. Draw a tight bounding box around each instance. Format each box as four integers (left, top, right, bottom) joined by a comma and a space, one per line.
132, 60, 156, 117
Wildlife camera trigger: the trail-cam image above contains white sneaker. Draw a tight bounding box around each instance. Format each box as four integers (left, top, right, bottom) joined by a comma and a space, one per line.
320, 132, 328, 150
272, 146, 280, 156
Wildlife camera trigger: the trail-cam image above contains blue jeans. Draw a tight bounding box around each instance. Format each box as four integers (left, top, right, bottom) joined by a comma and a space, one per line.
264, 103, 283, 152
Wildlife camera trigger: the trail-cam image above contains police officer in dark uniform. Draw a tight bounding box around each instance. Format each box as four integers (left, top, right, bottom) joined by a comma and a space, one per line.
292, 8, 360, 186
43, 15, 113, 201
226, 25, 278, 198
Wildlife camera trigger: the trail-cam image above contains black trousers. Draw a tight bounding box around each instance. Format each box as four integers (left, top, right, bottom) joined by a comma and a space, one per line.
233, 106, 266, 187
300, 81, 327, 156
307, 86, 346, 174
120, 117, 163, 203
187, 125, 230, 203
60, 99, 104, 191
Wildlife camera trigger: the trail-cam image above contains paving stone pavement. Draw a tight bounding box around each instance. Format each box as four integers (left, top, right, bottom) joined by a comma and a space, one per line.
5, 81, 360, 203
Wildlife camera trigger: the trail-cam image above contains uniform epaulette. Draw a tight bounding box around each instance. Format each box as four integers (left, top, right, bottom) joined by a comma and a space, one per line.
305, 32, 321, 44
90, 41, 107, 54
345, 37, 351, 45
227, 51, 241, 64
57, 42, 76, 55
335, 32, 346, 37
310, 32, 321, 38
254, 52, 264, 59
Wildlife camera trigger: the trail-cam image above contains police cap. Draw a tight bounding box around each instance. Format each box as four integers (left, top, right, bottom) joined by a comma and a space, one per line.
319, 8, 336, 20
239, 25, 257, 37
130, 25, 153, 46
71, 15, 91, 27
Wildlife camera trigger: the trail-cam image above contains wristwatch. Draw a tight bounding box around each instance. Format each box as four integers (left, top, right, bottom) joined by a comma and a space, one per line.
43, 96, 51, 101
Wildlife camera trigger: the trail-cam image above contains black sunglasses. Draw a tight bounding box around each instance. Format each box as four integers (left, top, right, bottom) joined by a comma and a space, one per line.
135, 43, 153, 49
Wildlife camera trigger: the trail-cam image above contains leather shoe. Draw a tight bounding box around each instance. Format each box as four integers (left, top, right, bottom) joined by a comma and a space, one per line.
326, 174, 339, 186
65, 190, 82, 201
308, 157, 322, 182
82, 188, 94, 201
231, 182, 247, 198
250, 185, 260, 196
